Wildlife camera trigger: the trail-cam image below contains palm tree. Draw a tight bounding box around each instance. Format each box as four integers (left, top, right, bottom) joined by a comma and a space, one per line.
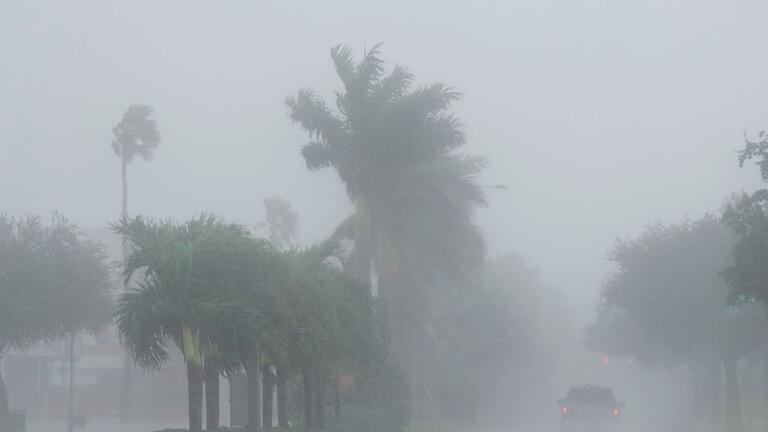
111, 104, 160, 422
286, 44, 486, 397
256, 196, 298, 427
112, 215, 259, 432
279, 241, 345, 430
259, 197, 298, 251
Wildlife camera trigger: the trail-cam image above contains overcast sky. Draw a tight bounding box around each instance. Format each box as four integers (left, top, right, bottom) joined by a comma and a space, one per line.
2, 0, 767, 320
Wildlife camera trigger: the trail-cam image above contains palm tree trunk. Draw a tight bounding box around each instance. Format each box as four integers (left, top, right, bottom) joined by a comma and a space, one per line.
121, 147, 128, 221
707, 360, 722, 425
120, 148, 132, 423
276, 367, 288, 428
724, 357, 744, 431
333, 377, 341, 422
262, 365, 274, 428
350, 202, 373, 285
186, 361, 204, 432
313, 373, 324, 430
204, 356, 220, 431
765, 350, 768, 417
245, 357, 261, 432
0, 353, 9, 432
66, 333, 76, 432
690, 364, 705, 419
302, 371, 312, 430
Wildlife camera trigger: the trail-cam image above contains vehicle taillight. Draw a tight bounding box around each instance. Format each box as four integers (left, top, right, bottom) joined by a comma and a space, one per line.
613, 408, 620, 417
562, 406, 568, 415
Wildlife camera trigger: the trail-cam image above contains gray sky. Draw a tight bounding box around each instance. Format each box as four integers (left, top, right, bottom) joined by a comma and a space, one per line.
2, 0, 767, 319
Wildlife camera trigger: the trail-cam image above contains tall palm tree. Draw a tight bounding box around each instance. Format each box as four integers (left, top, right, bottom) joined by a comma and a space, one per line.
286, 44, 486, 393
112, 215, 259, 432
111, 104, 160, 422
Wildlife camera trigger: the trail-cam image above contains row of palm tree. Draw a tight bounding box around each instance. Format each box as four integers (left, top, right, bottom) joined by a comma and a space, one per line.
112, 215, 388, 432
109, 42, 489, 426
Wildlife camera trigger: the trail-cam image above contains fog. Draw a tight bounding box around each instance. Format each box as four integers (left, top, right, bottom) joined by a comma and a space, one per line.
3, 1, 768, 432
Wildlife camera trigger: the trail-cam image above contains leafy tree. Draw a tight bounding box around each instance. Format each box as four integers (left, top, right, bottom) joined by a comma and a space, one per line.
0, 214, 112, 431
736, 131, 768, 182
723, 193, 768, 307
721, 130, 768, 307
286, 44, 487, 402
586, 216, 764, 431
111, 104, 160, 422
113, 215, 260, 432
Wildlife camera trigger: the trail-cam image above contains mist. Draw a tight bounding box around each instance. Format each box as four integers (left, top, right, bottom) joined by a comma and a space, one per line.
3, 1, 768, 432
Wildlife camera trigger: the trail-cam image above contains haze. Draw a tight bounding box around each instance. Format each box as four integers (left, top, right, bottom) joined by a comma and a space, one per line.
2, 1, 768, 432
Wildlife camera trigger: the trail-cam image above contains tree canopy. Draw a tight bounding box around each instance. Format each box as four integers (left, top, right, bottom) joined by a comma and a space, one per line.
0, 213, 112, 430
0, 214, 112, 353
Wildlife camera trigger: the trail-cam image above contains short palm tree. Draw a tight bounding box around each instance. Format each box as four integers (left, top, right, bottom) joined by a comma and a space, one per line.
112, 215, 258, 432
110, 104, 160, 421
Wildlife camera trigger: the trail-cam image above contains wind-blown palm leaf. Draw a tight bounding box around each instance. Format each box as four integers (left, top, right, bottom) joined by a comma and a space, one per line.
112, 215, 269, 371
115, 281, 174, 370
371, 65, 414, 113
111, 105, 160, 162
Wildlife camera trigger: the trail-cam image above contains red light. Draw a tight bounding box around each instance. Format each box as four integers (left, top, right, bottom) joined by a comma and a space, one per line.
613, 408, 620, 417
603, 356, 609, 365
562, 406, 568, 415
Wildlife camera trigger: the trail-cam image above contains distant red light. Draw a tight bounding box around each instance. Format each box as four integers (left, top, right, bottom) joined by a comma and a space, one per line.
562, 406, 568, 415
603, 356, 609, 365
613, 408, 620, 417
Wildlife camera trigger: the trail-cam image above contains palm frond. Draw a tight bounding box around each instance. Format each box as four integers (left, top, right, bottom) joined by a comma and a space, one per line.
389, 83, 461, 119
285, 89, 345, 142
300, 141, 334, 171
331, 44, 356, 92
111, 104, 160, 163
356, 42, 385, 90
114, 282, 172, 370
371, 65, 414, 112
